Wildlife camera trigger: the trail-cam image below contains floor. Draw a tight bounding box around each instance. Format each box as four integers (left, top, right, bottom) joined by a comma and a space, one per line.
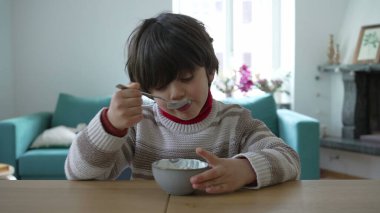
320, 169, 364, 180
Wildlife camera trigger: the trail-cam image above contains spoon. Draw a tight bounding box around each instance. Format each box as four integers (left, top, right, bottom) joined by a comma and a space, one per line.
116, 84, 191, 110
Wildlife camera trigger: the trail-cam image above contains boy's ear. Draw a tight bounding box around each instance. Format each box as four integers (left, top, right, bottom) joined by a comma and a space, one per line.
207, 70, 216, 86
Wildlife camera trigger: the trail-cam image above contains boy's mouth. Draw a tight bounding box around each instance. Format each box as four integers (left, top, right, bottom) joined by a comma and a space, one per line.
176, 102, 191, 111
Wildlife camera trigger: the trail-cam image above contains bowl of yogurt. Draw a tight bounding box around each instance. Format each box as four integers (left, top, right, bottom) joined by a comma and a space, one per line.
152, 158, 209, 195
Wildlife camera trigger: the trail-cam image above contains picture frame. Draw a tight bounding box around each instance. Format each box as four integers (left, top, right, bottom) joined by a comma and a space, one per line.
353, 24, 380, 64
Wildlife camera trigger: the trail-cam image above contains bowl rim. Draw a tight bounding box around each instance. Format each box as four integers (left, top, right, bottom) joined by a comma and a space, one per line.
152, 158, 209, 171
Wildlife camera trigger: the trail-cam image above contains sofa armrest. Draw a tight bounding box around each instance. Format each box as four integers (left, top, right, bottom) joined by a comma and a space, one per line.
0, 112, 52, 168
277, 109, 320, 180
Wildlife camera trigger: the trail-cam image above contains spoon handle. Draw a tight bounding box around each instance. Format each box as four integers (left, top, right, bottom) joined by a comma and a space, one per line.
116, 84, 167, 102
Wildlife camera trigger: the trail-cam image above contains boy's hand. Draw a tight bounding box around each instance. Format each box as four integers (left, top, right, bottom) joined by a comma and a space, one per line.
190, 148, 257, 194
107, 82, 143, 130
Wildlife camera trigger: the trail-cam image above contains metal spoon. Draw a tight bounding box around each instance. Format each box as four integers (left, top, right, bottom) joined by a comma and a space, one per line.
116, 84, 191, 110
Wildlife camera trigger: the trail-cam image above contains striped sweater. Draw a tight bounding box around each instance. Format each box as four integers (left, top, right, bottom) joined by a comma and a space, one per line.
65, 100, 300, 188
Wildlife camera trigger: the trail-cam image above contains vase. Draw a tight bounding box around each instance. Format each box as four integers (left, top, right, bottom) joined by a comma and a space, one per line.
334, 43, 340, 64
327, 34, 335, 64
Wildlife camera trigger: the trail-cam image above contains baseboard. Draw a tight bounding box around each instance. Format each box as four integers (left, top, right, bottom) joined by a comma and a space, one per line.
320, 169, 364, 180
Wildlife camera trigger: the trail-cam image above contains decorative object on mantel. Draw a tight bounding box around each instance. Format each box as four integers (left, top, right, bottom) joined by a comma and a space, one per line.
327, 34, 336, 64
326, 34, 341, 65
353, 24, 380, 64
334, 43, 341, 64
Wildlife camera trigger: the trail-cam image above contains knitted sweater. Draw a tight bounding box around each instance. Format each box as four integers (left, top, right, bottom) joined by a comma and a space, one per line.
65, 100, 300, 188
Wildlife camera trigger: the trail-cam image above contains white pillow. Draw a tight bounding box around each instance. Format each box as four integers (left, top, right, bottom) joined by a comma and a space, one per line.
30, 124, 86, 148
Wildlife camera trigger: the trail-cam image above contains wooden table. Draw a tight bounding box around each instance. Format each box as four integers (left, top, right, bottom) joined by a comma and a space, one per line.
0, 180, 168, 213
1, 180, 379, 213
167, 180, 380, 213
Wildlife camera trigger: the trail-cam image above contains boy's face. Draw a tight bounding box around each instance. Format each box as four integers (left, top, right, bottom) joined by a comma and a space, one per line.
151, 67, 214, 120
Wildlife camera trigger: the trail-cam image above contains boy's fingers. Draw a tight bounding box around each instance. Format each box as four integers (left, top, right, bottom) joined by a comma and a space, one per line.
196, 147, 219, 166
191, 167, 221, 184
116, 82, 141, 91
128, 82, 141, 90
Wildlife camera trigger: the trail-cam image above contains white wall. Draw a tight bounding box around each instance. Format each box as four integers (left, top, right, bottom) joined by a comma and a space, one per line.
294, 0, 347, 136
294, 0, 380, 137
7, 0, 170, 117
0, 0, 14, 120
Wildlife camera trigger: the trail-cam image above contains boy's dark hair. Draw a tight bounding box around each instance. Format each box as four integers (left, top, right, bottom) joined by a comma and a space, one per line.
126, 12, 219, 92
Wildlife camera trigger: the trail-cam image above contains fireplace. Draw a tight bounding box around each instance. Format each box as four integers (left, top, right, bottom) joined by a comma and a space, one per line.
340, 64, 380, 141
318, 64, 380, 157
355, 71, 380, 139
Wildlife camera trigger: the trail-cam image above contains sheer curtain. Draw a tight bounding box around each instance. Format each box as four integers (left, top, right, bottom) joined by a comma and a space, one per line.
173, 0, 294, 100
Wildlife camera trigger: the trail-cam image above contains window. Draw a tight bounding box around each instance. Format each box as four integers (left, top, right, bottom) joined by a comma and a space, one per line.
173, 0, 294, 99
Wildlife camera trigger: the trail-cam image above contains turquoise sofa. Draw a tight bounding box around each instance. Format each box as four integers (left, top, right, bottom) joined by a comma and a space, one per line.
0, 93, 320, 180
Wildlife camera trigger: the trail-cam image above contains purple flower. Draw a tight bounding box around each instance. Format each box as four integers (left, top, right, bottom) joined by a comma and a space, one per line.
238, 64, 254, 92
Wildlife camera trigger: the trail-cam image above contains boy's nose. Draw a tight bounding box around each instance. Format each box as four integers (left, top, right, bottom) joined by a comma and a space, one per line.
168, 82, 185, 100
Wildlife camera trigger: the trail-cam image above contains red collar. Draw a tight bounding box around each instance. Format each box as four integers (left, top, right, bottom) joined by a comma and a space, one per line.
160, 91, 213, 124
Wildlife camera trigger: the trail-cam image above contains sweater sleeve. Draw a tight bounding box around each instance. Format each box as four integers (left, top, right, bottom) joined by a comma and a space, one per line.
233, 110, 301, 189
100, 108, 128, 137
64, 110, 134, 180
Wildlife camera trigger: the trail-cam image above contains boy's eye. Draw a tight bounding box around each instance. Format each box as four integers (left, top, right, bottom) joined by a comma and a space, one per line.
179, 74, 193, 82
155, 85, 167, 91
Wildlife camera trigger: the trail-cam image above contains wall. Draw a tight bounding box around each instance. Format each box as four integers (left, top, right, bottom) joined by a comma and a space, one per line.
0, 0, 14, 119
294, 0, 347, 137
7, 0, 171, 117
294, 0, 380, 137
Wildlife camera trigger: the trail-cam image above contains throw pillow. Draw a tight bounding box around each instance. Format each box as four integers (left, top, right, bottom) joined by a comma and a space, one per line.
30, 124, 86, 148
30, 126, 75, 148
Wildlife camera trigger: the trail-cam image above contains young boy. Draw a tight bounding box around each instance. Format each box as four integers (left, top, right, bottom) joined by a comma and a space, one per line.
65, 12, 300, 194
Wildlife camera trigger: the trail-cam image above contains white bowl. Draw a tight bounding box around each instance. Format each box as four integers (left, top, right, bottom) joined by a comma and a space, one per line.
152, 158, 209, 195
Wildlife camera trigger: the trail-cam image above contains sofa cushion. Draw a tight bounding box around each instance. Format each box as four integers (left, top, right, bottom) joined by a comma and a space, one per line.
52, 93, 111, 128
222, 93, 279, 135
18, 149, 68, 179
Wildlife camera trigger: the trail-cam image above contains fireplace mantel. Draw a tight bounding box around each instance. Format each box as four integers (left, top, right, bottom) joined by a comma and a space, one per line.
321, 136, 380, 156
318, 64, 380, 73
318, 63, 380, 139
